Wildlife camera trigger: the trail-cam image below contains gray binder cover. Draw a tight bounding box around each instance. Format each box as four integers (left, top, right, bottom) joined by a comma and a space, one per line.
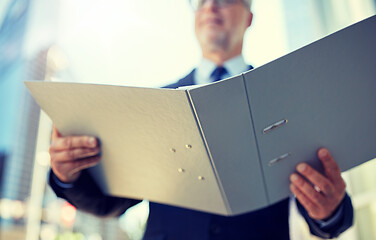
25, 15, 376, 216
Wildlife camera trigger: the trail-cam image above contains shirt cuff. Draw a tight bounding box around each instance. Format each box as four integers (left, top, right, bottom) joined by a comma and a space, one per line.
312, 202, 344, 229
51, 171, 75, 189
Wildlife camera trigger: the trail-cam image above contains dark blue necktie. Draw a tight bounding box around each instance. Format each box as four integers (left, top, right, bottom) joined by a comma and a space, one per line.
211, 66, 228, 82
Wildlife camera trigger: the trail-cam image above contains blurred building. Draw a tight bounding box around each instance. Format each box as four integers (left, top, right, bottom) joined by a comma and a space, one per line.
1, 48, 47, 209
0, 0, 33, 199
0, 1, 36, 239
0, 152, 6, 194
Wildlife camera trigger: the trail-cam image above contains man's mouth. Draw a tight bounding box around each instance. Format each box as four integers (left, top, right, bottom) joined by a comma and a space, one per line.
203, 18, 223, 27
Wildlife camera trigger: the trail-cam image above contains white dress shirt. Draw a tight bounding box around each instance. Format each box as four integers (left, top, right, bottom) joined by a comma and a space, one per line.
194, 55, 250, 85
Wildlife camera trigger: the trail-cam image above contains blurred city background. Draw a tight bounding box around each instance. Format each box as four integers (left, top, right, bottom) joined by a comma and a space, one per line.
0, 0, 375, 239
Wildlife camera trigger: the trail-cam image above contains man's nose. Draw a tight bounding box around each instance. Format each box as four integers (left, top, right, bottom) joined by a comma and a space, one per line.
201, 0, 220, 11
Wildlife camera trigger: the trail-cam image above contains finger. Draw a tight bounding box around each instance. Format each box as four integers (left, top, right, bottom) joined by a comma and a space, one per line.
51, 147, 101, 162
51, 135, 98, 151
69, 156, 101, 175
296, 163, 335, 197
290, 184, 321, 219
52, 126, 61, 140
318, 148, 345, 187
290, 173, 326, 207
53, 155, 101, 183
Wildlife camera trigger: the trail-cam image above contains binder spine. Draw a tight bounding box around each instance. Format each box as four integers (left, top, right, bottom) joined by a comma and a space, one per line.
185, 90, 232, 214
241, 73, 271, 204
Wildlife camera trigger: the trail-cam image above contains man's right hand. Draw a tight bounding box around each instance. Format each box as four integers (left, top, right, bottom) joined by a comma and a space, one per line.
49, 126, 101, 183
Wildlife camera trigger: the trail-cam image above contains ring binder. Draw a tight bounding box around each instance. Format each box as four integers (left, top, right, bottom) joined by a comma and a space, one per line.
268, 153, 291, 167
263, 119, 288, 134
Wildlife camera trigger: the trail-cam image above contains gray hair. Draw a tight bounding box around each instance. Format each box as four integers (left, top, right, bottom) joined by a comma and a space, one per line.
243, 0, 252, 9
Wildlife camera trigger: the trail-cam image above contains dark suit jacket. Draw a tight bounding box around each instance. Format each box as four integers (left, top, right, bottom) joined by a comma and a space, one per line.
49, 69, 353, 240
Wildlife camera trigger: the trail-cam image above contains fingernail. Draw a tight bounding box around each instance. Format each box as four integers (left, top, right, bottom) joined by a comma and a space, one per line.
88, 137, 96, 147
297, 163, 306, 172
319, 148, 328, 158
290, 174, 298, 182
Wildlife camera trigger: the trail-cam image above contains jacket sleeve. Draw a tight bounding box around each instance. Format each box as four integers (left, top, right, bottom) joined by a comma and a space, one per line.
296, 193, 354, 239
49, 169, 142, 218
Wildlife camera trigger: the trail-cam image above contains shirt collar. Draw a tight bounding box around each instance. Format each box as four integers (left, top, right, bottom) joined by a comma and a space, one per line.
194, 55, 249, 85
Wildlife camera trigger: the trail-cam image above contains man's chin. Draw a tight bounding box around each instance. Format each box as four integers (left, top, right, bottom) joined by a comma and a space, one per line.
203, 40, 228, 52
197, 31, 228, 50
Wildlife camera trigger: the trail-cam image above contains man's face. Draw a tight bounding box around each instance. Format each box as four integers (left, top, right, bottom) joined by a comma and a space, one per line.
194, 0, 253, 53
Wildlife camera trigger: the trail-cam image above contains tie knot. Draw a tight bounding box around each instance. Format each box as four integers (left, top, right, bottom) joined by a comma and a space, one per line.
211, 66, 228, 82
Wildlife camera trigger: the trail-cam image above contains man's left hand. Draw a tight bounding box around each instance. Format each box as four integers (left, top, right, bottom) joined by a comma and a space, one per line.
289, 148, 346, 220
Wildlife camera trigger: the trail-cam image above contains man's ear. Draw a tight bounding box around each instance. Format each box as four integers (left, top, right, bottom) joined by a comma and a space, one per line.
247, 12, 253, 27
